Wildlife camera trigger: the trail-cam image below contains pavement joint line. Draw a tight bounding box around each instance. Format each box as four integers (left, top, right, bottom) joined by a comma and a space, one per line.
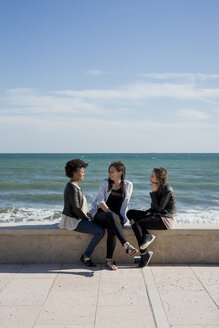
93, 265, 102, 328
31, 263, 62, 328
142, 267, 169, 328
0, 264, 22, 293
189, 264, 219, 310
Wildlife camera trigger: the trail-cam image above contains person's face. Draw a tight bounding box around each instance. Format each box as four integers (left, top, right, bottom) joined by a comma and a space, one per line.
150, 171, 158, 184
73, 167, 85, 181
109, 166, 122, 182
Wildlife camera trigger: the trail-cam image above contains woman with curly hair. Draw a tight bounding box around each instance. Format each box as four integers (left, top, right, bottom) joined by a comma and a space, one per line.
59, 159, 105, 267
127, 167, 176, 267
90, 161, 138, 270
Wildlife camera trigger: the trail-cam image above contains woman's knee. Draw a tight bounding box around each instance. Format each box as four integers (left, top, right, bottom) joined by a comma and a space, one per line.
126, 210, 131, 220
105, 211, 113, 219
126, 210, 135, 220
130, 219, 135, 225
91, 221, 105, 237
96, 225, 105, 238
126, 210, 136, 225
104, 211, 116, 225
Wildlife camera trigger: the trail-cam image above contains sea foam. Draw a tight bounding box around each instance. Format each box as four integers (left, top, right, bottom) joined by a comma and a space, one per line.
0, 206, 219, 225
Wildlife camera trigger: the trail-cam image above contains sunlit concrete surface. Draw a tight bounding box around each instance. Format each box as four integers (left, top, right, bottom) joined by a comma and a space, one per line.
0, 264, 219, 328
0, 223, 219, 264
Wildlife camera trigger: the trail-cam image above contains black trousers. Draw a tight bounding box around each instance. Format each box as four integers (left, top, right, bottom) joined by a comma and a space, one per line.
127, 209, 167, 253
94, 211, 127, 259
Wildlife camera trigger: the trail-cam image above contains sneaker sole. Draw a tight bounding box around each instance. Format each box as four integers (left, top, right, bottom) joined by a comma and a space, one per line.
140, 235, 155, 250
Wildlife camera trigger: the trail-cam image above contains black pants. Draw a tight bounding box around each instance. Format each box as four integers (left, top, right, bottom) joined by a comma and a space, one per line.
94, 211, 127, 259
127, 209, 167, 253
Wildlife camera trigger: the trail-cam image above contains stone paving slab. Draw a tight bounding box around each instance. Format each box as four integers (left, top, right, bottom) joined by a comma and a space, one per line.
151, 265, 219, 327
0, 279, 54, 306
0, 305, 41, 328
151, 265, 205, 291
191, 265, 219, 308
0, 264, 218, 328
159, 290, 219, 326
95, 305, 155, 328
16, 264, 62, 279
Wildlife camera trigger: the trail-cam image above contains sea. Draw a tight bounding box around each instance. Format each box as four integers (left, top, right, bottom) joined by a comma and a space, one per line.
0, 153, 219, 225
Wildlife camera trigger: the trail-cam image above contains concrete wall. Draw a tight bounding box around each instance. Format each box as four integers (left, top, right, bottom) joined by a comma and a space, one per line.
0, 223, 219, 264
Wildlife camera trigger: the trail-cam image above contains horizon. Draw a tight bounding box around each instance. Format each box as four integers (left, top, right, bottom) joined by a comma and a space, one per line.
1, 152, 218, 155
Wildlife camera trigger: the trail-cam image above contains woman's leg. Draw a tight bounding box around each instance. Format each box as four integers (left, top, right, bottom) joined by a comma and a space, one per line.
74, 220, 105, 257
94, 211, 117, 259
131, 222, 144, 249
104, 211, 138, 256
127, 209, 148, 221
106, 226, 117, 259
127, 209, 149, 251
128, 211, 166, 254
94, 211, 138, 259
105, 211, 127, 245
137, 214, 167, 252
137, 214, 167, 230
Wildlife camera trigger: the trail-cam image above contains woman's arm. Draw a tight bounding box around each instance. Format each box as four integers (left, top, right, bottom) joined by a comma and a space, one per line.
95, 179, 108, 206
89, 179, 110, 217
99, 202, 110, 212
150, 189, 172, 213
120, 181, 133, 221
68, 186, 89, 220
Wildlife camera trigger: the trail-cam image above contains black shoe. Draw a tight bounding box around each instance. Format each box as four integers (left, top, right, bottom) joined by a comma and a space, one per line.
140, 234, 155, 251
138, 251, 153, 267
80, 255, 96, 267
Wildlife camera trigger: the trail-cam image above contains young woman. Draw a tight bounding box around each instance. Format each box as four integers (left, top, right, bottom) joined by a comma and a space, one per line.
127, 167, 176, 267
90, 161, 138, 270
59, 159, 105, 267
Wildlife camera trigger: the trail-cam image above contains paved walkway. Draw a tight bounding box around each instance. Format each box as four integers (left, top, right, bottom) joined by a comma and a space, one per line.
0, 263, 219, 328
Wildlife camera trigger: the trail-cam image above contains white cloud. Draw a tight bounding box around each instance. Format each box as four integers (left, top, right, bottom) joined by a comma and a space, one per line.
137, 73, 219, 81
1, 88, 135, 118
49, 82, 219, 101
3, 88, 103, 115
1, 74, 219, 152
177, 109, 209, 120
7, 88, 36, 94
2, 81, 219, 122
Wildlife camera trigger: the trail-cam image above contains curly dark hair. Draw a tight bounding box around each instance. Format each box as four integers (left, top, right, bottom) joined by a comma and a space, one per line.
65, 159, 88, 178
153, 167, 168, 193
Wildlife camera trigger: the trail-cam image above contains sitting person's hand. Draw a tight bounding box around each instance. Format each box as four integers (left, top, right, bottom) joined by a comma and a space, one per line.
87, 212, 93, 221
151, 182, 158, 192
111, 212, 121, 222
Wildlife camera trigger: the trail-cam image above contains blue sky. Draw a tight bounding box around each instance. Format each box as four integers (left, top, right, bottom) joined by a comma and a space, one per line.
0, 0, 219, 152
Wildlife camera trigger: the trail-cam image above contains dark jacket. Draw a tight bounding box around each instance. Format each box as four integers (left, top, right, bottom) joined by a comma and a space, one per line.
149, 184, 176, 218
62, 182, 89, 220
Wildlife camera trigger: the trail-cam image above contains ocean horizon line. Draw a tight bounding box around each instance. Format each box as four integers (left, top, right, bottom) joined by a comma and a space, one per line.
1, 152, 219, 155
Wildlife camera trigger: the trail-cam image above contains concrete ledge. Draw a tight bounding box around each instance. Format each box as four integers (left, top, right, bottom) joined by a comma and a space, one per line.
0, 223, 219, 264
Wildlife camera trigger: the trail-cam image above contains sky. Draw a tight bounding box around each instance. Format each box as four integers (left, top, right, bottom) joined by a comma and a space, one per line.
0, 0, 219, 153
